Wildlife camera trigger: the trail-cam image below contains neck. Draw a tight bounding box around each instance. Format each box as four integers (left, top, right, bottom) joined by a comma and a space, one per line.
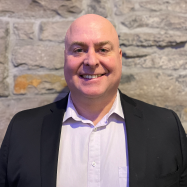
70, 91, 117, 126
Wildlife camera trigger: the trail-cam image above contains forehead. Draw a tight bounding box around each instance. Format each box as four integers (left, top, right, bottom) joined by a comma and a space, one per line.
66, 20, 117, 45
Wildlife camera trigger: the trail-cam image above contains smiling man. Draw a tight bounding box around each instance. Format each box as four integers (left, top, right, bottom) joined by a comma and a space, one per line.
0, 14, 187, 187
64, 14, 122, 125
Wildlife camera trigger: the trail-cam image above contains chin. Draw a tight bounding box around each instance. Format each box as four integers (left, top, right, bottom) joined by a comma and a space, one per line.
80, 88, 105, 98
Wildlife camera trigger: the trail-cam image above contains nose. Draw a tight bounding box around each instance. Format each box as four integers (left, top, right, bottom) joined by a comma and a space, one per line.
84, 48, 99, 68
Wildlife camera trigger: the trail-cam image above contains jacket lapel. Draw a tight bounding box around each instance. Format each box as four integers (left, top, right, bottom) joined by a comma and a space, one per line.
120, 91, 147, 187
40, 95, 68, 187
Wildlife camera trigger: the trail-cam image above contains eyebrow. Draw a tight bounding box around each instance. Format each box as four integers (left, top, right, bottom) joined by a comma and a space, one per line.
95, 41, 114, 49
68, 41, 114, 50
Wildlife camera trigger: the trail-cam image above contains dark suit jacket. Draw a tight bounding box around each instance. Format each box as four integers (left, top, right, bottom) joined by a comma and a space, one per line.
0, 91, 187, 187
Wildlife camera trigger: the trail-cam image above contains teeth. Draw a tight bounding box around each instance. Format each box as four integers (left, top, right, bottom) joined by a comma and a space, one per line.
82, 74, 102, 79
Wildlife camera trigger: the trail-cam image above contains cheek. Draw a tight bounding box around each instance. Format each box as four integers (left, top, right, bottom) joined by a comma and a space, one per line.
102, 57, 120, 72
68, 54, 84, 66
64, 57, 83, 85
64, 57, 78, 74
64, 60, 74, 83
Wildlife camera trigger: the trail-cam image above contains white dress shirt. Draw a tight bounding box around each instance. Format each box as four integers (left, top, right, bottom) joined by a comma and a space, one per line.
57, 91, 129, 187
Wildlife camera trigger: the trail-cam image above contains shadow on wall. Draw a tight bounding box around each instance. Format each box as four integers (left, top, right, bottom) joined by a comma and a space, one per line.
53, 86, 69, 102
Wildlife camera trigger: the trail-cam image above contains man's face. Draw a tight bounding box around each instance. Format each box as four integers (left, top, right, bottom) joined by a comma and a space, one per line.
64, 16, 122, 100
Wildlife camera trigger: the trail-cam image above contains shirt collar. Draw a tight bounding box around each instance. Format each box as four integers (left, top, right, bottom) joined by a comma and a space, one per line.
108, 90, 124, 119
63, 90, 124, 123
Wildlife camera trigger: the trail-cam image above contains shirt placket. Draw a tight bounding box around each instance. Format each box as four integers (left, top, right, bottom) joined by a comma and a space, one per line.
88, 127, 100, 187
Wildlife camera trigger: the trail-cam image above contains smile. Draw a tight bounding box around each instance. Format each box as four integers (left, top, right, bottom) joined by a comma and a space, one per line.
81, 74, 103, 79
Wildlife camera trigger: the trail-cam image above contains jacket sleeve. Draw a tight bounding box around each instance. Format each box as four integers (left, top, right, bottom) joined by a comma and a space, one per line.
0, 114, 17, 187
172, 111, 187, 186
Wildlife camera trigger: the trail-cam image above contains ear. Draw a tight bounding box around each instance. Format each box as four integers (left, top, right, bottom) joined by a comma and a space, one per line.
119, 48, 122, 65
64, 49, 66, 64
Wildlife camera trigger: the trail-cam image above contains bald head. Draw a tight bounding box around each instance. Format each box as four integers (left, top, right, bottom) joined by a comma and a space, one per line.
63, 13, 122, 105
65, 14, 119, 50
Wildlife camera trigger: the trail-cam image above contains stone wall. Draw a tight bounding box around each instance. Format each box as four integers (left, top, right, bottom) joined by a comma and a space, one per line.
0, 0, 187, 145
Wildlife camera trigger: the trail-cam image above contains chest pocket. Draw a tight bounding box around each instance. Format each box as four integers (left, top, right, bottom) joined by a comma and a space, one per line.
119, 166, 129, 187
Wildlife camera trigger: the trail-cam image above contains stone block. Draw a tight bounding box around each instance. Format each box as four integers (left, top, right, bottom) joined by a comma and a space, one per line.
87, 0, 111, 18
0, 0, 83, 18
0, 21, 8, 64
182, 122, 187, 134
121, 14, 187, 31
182, 108, 187, 122
0, 0, 32, 13
0, 38, 7, 64
168, 0, 187, 13
0, 20, 8, 39
121, 46, 153, 58
0, 0, 57, 18
176, 74, 187, 88
119, 72, 187, 107
0, 64, 6, 82
114, 0, 135, 15
139, 1, 164, 11
0, 82, 9, 97
36, 0, 83, 18
18, 1, 57, 18
0, 21, 9, 97
119, 32, 187, 47
13, 22, 35, 40
39, 21, 73, 42
14, 74, 67, 95
122, 49, 187, 70
0, 39, 7, 64
139, 0, 187, 13
12, 44, 64, 69
0, 64, 8, 96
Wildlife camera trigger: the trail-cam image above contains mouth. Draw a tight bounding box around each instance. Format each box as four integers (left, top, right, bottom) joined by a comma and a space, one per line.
80, 74, 105, 79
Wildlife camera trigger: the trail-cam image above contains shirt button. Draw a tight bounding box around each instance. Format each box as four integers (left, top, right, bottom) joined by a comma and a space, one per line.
92, 162, 96, 167
93, 128, 97, 132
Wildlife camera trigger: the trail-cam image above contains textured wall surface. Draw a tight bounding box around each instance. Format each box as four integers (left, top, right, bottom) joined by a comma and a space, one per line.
0, 0, 187, 145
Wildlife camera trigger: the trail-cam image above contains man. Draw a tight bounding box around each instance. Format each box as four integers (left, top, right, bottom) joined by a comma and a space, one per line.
0, 14, 187, 187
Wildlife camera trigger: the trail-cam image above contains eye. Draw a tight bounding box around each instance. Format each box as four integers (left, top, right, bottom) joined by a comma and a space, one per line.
74, 48, 83, 53
99, 48, 109, 53
99, 48, 110, 55
100, 48, 106, 52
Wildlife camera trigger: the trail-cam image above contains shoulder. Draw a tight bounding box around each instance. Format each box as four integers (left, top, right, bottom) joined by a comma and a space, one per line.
14, 94, 69, 120
119, 91, 182, 135
120, 91, 176, 120
2, 94, 69, 146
